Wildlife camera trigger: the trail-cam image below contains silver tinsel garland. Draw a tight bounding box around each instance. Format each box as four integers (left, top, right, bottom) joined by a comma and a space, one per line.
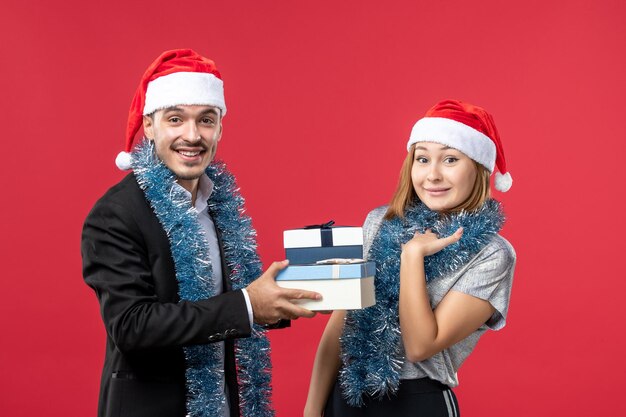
132, 140, 273, 417
339, 200, 505, 406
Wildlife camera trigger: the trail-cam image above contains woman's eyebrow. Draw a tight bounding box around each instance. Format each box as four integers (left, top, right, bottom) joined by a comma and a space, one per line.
414, 145, 452, 150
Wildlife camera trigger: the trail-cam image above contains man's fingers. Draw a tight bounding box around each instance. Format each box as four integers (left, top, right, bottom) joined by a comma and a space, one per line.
282, 303, 317, 319
265, 259, 290, 278
282, 288, 322, 301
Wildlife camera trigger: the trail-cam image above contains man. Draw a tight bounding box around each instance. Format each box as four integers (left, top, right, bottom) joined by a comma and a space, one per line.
81, 49, 320, 417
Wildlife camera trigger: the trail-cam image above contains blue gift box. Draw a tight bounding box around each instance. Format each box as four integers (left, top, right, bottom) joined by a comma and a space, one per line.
276, 261, 375, 281
283, 222, 363, 264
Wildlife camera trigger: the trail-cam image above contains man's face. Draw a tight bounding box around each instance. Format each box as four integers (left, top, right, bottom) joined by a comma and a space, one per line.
143, 105, 222, 182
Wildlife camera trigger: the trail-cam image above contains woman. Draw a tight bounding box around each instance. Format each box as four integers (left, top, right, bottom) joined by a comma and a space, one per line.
304, 99, 516, 417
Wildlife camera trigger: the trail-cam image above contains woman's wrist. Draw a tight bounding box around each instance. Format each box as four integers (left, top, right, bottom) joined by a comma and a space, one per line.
303, 403, 322, 417
401, 246, 426, 262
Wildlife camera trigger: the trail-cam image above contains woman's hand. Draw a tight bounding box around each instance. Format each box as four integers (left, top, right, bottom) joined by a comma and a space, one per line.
402, 227, 463, 258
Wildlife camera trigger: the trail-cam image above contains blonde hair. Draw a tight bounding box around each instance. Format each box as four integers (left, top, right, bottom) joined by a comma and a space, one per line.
384, 144, 491, 220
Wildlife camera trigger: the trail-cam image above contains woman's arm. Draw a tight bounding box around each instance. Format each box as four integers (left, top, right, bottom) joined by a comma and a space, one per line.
399, 228, 495, 362
304, 310, 346, 417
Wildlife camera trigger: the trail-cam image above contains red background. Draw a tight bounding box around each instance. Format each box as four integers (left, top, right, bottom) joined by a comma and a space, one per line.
1, 1, 625, 416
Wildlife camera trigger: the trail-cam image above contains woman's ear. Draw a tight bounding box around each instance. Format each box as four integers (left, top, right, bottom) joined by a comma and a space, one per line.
143, 115, 154, 140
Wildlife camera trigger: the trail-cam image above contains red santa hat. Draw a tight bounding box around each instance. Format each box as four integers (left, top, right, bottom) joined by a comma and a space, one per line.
406, 99, 512, 192
116, 49, 227, 170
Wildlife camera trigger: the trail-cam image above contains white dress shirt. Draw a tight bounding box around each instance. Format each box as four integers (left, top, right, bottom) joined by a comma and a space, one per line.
176, 173, 254, 417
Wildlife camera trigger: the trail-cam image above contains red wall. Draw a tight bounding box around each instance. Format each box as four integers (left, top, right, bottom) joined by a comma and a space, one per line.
1, 1, 625, 415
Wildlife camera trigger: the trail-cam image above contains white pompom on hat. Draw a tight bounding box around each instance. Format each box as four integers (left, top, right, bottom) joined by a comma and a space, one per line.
406, 99, 512, 192
116, 49, 227, 170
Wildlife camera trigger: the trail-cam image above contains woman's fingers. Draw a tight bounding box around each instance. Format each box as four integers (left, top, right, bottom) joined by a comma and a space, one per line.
409, 227, 463, 256
442, 227, 464, 246
414, 228, 435, 237
438, 227, 463, 241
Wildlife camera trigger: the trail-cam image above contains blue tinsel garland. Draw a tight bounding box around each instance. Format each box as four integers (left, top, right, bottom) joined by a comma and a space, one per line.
339, 200, 505, 406
131, 140, 273, 417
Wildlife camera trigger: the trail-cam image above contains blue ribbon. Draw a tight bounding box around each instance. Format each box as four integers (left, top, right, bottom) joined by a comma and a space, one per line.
304, 220, 335, 247
304, 220, 335, 229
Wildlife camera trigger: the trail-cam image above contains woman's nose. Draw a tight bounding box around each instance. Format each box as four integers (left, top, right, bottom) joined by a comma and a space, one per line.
426, 164, 442, 181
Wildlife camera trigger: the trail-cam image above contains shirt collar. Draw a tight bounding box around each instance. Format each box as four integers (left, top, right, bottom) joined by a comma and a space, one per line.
174, 173, 214, 213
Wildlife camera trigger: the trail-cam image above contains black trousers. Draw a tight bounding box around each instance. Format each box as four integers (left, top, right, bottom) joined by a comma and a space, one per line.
324, 378, 460, 417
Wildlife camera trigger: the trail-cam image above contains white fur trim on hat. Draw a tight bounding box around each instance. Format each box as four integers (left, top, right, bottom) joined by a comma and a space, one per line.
495, 171, 512, 192
407, 117, 496, 172
144, 72, 227, 116
115, 151, 133, 171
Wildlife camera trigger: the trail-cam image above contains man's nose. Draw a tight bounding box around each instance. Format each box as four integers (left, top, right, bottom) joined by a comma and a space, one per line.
183, 121, 200, 142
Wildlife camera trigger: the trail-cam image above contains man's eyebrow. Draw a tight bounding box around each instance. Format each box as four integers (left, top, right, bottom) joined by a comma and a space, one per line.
199, 108, 220, 116
161, 106, 220, 117
161, 106, 184, 113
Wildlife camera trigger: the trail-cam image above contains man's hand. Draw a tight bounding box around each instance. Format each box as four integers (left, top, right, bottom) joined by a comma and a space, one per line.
246, 260, 321, 325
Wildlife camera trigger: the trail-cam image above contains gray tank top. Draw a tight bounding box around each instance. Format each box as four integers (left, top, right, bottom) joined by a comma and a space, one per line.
361, 206, 516, 387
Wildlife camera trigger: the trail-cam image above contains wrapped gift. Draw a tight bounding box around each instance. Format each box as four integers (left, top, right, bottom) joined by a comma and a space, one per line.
275, 261, 376, 310
283, 221, 363, 264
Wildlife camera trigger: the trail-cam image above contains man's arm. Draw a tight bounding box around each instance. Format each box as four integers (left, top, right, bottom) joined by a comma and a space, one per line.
81, 198, 251, 352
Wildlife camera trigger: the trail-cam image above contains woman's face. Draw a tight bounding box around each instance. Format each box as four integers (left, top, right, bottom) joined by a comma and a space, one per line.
411, 142, 477, 212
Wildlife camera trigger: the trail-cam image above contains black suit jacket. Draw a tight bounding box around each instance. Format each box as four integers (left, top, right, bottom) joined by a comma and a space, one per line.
82, 173, 251, 417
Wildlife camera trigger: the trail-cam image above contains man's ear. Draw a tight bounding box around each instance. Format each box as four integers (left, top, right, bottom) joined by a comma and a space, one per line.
216, 123, 223, 142
143, 115, 154, 140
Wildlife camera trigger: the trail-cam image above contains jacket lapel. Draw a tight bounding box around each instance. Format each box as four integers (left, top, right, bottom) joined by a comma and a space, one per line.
215, 227, 233, 292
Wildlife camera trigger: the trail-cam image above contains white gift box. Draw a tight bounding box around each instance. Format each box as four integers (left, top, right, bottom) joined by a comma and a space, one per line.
275, 262, 376, 311
283, 225, 363, 264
